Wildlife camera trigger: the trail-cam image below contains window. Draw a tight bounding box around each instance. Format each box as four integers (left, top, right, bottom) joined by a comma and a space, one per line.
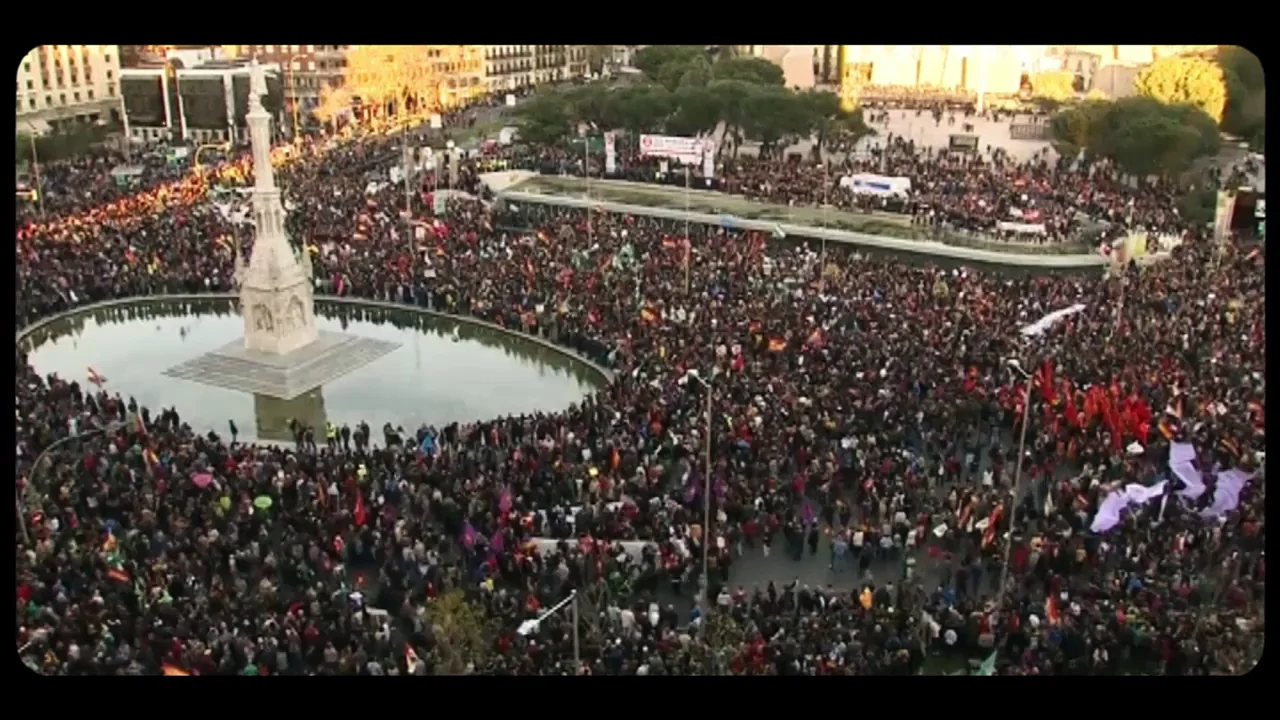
24, 62, 31, 73
73, 91, 80, 102
28, 97, 36, 109
17, 97, 21, 111
87, 89, 94, 100
104, 54, 111, 63
106, 69, 113, 80
45, 95, 52, 106
59, 93, 66, 105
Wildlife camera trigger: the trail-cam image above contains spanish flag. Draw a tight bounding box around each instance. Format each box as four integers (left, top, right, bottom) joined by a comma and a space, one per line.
161, 664, 190, 677
1157, 418, 1177, 441
87, 367, 106, 386
102, 530, 117, 553
767, 337, 787, 352
981, 504, 1003, 548
107, 568, 129, 583
1045, 594, 1061, 626
1219, 437, 1241, 460
142, 447, 159, 468
640, 307, 659, 324
537, 230, 550, 244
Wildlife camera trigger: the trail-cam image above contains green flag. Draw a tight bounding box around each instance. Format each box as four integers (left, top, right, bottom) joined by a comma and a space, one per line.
973, 651, 997, 676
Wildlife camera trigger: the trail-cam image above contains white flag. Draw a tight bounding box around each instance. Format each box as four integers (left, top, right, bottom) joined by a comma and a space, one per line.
1019, 304, 1087, 338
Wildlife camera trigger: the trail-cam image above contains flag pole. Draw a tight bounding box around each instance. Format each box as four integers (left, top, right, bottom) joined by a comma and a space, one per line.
685, 165, 691, 295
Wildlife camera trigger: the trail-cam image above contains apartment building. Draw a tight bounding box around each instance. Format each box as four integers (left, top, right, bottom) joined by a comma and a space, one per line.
224, 45, 347, 122
17, 45, 122, 134
484, 45, 587, 92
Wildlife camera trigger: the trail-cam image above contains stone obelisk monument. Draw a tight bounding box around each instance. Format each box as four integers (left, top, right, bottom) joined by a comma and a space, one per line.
165, 60, 399, 403
239, 60, 317, 355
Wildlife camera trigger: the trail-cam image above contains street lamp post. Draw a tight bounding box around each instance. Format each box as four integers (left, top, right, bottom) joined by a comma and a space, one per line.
517, 590, 580, 670
686, 370, 714, 628
24, 124, 47, 220
997, 358, 1034, 605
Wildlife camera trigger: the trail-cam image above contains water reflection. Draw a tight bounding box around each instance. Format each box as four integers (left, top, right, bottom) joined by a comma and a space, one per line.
22, 297, 606, 444
255, 389, 328, 442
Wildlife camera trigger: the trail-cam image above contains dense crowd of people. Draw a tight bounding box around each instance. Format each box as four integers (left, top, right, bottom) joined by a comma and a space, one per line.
15, 102, 1265, 676
493, 107, 1189, 248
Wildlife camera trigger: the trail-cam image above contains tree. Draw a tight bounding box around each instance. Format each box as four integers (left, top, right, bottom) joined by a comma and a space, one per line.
611, 84, 672, 135
513, 90, 573, 146
658, 54, 711, 93
1049, 99, 1111, 157
666, 85, 722, 137
1030, 71, 1077, 102
708, 79, 754, 158
1090, 96, 1218, 177
421, 590, 496, 675
802, 90, 872, 158
562, 84, 610, 128
1134, 56, 1228, 124
697, 610, 745, 675
741, 85, 809, 157
711, 56, 785, 87
1216, 46, 1265, 138
312, 84, 353, 128
633, 45, 704, 81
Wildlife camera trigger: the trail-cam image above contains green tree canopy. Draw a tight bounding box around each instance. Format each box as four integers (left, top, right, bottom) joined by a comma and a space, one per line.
512, 90, 573, 147
711, 56, 785, 86
1061, 95, 1220, 177
421, 590, 496, 675
1215, 46, 1265, 139
1134, 56, 1228, 124
633, 45, 705, 81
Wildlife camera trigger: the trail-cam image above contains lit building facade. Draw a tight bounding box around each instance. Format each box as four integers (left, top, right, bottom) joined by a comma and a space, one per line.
17, 45, 122, 134
484, 45, 587, 92
836, 44, 1219, 108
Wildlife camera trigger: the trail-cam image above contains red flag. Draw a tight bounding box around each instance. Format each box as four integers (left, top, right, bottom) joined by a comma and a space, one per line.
1045, 595, 1061, 626
1064, 386, 1080, 428
981, 504, 1003, 548
1036, 359, 1057, 404
353, 493, 367, 527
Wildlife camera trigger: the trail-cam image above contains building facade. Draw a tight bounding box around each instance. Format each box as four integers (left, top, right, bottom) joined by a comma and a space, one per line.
17, 45, 122, 134
119, 61, 283, 144
835, 45, 1219, 108
484, 45, 586, 92
224, 45, 348, 127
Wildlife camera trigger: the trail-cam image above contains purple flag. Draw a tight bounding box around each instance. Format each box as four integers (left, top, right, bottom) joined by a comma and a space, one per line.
1200, 469, 1252, 519
683, 474, 699, 503
801, 502, 814, 526
713, 475, 727, 499
490, 530, 505, 554
1089, 491, 1129, 533
461, 520, 476, 549
1169, 442, 1207, 500
499, 486, 512, 514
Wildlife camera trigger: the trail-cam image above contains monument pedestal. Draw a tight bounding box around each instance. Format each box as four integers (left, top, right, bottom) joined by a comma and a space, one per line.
164, 328, 398, 399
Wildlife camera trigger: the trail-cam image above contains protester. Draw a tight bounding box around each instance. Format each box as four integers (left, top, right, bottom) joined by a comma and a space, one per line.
15, 106, 1265, 675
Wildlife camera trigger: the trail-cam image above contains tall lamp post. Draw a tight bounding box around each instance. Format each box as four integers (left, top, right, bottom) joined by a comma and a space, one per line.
684, 370, 715, 628
517, 590, 580, 670
997, 357, 1034, 605
23, 121, 47, 220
